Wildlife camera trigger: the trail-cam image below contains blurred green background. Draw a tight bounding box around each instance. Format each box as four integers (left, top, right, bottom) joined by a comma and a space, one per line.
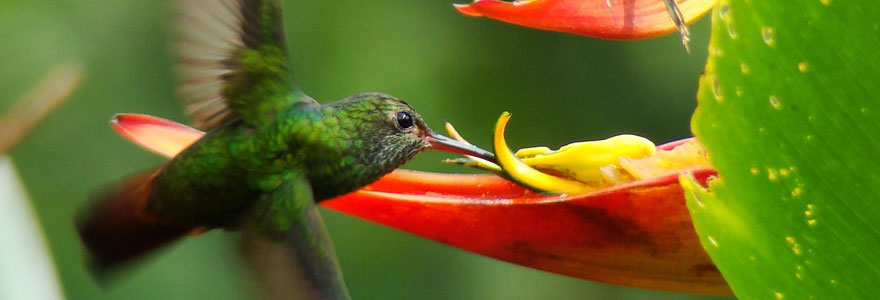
0, 0, 726, 299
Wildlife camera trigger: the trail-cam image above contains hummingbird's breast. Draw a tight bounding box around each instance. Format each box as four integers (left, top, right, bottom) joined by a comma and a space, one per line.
266, 106, 412, 201
280, 116, 380, 201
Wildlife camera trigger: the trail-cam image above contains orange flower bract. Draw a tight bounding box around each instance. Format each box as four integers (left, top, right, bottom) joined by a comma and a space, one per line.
455, 0, 712, 41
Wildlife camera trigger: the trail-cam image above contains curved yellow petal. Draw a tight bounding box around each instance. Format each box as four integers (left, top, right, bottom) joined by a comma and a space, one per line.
494, 112, 594, 194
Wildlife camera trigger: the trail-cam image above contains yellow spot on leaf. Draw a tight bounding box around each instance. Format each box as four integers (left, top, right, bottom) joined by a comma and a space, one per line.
786, 237, 802, 255
762, 27, 776, 46
708, 236, 720, 247
779, 168, 790, 177
805, 204, 816, 217
712, 77, 723, 101
770, 95, 782, 110
767, 168, 779, 181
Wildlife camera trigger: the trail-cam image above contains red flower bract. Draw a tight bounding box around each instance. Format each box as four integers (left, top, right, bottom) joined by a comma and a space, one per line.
324, 140, 730, 296
455, 0, 712, 40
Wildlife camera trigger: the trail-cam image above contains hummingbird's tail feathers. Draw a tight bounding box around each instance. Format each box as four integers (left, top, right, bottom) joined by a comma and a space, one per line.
76, 167, 192, 274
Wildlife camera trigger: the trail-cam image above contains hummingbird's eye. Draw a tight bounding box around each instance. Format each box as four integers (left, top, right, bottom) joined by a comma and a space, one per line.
395, 111, 414, 130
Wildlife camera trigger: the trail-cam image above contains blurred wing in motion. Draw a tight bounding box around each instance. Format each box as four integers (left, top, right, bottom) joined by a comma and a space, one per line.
241, 173, 350, 300
176, 0, 316, 130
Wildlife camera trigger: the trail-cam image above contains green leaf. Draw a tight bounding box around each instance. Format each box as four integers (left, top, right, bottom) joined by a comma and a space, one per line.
683, 0, 880, 298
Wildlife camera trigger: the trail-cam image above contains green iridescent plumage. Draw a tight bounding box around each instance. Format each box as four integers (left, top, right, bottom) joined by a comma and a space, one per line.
150, 93, 432, 227
75, 1, 493, 299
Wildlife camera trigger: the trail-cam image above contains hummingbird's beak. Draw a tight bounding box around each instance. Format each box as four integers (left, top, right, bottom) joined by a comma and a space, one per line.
427, 132, 497, 163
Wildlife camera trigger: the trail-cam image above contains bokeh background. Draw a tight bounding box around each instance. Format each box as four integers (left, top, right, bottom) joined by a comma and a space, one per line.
0, 0, 726, 299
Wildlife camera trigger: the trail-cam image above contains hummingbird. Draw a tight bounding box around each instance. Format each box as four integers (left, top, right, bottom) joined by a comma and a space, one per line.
75, 0, 494, 298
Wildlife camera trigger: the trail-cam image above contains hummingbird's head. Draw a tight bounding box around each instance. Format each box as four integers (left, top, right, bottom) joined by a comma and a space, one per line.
335, 93, 494, 174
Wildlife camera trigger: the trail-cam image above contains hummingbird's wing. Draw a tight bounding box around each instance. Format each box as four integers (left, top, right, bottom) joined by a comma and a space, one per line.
176, 0, 317, 131
241, 173, 351, 300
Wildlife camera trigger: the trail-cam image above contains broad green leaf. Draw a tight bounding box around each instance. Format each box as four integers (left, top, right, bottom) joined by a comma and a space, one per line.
683, 0, 880, 298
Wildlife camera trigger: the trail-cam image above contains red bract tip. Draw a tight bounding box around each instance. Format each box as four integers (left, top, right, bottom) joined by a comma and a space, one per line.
111, 113, 203, 157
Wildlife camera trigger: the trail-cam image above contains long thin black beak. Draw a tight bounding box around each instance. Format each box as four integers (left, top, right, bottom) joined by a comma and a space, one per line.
427, 132, 496, 163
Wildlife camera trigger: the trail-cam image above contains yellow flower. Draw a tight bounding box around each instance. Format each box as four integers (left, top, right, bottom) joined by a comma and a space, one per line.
447, 112, 708, 194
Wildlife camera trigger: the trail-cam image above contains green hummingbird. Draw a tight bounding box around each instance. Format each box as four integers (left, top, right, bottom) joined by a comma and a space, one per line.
75, 0, 494, 298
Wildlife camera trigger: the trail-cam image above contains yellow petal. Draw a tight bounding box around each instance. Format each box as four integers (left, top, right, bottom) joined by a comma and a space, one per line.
620, 138, 710, 179
514, 146, 553, 158
522, 134, 656, 183
494, 112, 595, 194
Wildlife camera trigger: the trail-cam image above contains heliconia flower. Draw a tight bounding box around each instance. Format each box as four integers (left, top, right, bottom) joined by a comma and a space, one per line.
446, 112, 711, 194
109, 113, 729, 296
455, 111, 660, 194
454, 0, 713, 50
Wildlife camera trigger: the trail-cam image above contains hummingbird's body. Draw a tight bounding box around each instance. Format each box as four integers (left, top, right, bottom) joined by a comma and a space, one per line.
76, 0, 492, 299
147, 95, 431, 228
